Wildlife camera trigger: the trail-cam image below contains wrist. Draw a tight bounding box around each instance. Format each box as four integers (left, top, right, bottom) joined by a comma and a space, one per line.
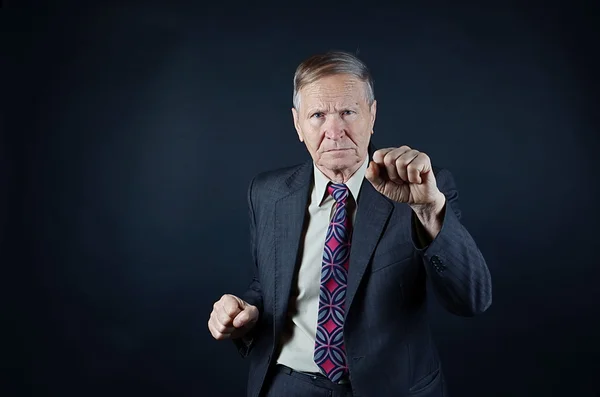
411, 191, 446, 219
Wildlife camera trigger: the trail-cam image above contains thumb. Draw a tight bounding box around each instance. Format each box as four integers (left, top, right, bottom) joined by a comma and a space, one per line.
365, 161, 385, 188
232, 303, 258, 328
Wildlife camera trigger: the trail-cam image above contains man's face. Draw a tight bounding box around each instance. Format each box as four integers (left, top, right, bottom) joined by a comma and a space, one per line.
292, 74, 377, 174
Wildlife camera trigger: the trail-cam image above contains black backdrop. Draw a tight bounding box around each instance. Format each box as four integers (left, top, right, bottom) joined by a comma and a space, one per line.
4, 1, 600, 396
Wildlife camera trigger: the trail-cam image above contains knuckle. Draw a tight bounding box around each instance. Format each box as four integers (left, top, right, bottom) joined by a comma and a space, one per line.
378, 149, 393, 162
224, 305, 236, 317
384, 155, 396, 166
219, 313, 231, 326
222, 294, 235, 306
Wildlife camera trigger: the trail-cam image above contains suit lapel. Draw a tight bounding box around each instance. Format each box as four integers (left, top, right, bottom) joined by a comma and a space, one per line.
270, 149, 392, 330
345, 178, 393, 319
273, 162, 312, 336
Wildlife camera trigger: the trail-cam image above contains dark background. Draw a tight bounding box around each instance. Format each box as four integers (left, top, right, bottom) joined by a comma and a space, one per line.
3, 1, 600, 396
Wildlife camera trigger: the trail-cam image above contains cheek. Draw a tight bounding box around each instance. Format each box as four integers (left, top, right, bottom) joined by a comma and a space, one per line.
304, 125, 324, 142
349, 121, 370, 140
307, 122, 321, 135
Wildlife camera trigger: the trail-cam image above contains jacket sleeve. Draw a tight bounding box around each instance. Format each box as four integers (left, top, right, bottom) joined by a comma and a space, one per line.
232, 176, 264, 357
412, 168, 492, 317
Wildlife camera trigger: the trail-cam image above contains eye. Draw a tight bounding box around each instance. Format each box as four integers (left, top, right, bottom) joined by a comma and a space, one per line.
342, 110, 355, 116
311, 112, 324, 119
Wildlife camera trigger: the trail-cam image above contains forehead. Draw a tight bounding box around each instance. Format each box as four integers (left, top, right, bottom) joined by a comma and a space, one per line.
299, 74, 368, 107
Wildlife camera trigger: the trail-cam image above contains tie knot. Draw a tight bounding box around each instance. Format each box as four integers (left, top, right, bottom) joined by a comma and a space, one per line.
327, 183, 349, 203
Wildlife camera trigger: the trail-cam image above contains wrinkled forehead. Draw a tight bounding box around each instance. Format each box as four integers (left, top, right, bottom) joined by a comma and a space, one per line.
298, 75, 369, 108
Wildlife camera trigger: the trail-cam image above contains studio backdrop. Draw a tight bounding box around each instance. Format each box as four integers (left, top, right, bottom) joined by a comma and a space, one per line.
4, 2, 600, 396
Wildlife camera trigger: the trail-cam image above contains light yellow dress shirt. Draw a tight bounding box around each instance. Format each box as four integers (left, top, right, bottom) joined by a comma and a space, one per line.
275, 156, 369, 373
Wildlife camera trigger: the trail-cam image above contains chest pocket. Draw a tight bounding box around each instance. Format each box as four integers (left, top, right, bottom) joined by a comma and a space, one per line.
369, 240, 415, 273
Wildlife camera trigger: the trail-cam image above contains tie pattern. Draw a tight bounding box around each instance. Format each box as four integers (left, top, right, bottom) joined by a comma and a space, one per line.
314, 183, 352, 383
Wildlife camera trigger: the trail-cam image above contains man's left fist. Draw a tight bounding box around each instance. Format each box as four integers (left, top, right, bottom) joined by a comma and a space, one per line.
365, 146, 445, 208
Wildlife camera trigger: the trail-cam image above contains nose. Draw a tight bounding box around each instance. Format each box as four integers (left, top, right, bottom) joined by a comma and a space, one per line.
323, 114, 346, 140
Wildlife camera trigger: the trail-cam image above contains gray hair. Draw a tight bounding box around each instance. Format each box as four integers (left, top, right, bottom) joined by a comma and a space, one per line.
292, 51, 375, 109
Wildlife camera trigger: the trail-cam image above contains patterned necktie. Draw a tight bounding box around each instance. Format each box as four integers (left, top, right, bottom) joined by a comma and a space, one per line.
314, 183, 352, 383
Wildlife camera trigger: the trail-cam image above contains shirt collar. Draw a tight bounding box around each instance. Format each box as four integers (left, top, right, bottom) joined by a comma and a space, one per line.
313, 155, 369, 206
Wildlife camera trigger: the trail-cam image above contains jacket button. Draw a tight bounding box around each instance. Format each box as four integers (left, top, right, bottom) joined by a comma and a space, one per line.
430, 255, 446, 272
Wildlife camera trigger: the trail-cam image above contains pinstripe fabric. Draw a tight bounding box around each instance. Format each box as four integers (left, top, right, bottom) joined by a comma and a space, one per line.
235, 153, 492, 397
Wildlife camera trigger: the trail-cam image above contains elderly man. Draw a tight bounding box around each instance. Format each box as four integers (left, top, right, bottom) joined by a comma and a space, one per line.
208, 51, 492, 397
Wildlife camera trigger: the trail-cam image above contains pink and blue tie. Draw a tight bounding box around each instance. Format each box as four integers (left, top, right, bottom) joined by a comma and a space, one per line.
314, 183, 352, 383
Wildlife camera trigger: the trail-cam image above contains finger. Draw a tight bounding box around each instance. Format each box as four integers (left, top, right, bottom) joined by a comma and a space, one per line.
420, 162, 436, 185
207, 319, 220, 339
216, 304, 235, 327
211, 312, 236, 335
215, 321, 236, 335
233, 304, 259, 328
208, 317, 232, 340
212, 300, 234, 326
372, 148, 395, 164
365, 161, 384, 188
213, 301, 235, 326
382, 147, 412, 183
397, 150, 421, 183
383, 150, 401, 182
406, 153, 431, 184
221, 294, 243, 318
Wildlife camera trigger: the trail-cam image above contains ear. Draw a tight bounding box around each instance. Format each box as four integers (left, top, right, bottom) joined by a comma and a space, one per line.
370, 100, 377, 134
291, 107, 304, 142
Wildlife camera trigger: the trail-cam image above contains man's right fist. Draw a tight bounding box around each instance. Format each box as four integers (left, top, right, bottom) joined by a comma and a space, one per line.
208, 294, 259, 340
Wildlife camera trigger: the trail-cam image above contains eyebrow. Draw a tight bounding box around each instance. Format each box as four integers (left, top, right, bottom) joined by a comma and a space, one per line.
306, 105, 359, 114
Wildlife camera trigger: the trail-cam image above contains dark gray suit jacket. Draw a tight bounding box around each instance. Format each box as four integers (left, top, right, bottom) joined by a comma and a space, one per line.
235, 148, 492, 397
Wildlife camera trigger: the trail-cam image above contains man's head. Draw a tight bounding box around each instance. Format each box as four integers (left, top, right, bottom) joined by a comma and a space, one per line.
291, 51, 377, 180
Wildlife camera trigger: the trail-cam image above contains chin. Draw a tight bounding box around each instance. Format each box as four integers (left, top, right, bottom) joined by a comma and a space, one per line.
321, 158, 355, 172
